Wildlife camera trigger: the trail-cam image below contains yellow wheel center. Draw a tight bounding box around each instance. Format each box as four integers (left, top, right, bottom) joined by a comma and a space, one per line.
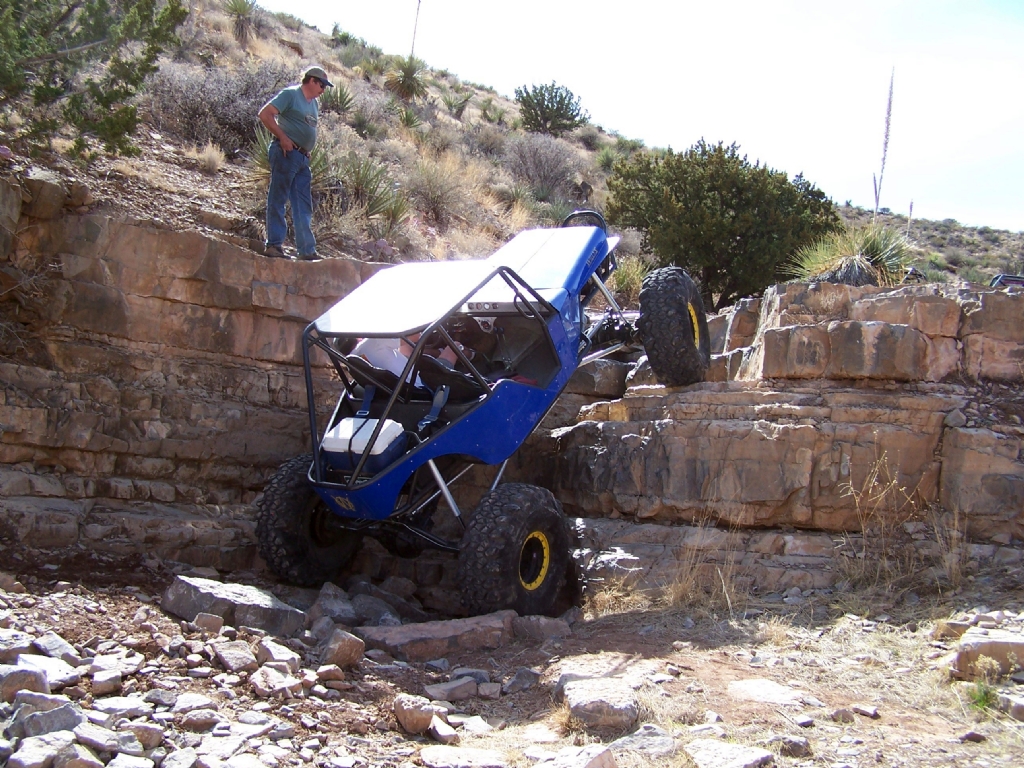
688, 302, 701, 349
519, 531, 551, 591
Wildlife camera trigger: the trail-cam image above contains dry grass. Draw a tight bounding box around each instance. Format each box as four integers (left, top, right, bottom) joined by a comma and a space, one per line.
185, 141, 226, 174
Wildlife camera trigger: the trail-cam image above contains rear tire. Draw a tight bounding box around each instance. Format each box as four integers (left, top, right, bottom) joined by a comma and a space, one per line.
637, 267, 711, 386
457, 483, 570, 617
256, 454, 363, 586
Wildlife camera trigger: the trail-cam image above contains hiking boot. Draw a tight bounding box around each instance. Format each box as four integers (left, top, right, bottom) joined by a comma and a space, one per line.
265, 244, 286, 258
297, 251, 320, 261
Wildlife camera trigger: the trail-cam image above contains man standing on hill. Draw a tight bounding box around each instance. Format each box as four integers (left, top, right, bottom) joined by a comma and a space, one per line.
258, 66, 333, 260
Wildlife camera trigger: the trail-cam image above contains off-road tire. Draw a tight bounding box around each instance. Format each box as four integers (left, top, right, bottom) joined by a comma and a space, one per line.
637, 266, 711, 386
457, 483, 570, 617
256, 454, 363, 586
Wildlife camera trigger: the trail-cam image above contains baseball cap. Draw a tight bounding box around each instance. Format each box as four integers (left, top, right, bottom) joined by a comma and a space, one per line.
303, 66, 334, 88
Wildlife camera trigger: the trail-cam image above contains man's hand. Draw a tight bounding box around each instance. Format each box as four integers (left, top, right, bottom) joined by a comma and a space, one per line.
257, 104, 295, 154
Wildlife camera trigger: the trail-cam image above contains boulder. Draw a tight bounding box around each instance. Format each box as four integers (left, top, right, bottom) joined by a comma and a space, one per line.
161, 577, 304, 637
355, 611, 516, 662
23, 167, 67, 219
561, 678, 637, 729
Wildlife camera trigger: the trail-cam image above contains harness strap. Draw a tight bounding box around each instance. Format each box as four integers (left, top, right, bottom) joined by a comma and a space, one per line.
417, 385, 450, 433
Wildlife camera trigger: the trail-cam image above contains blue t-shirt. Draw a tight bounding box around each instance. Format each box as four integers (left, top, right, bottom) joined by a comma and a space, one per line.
268, 85, 319, 152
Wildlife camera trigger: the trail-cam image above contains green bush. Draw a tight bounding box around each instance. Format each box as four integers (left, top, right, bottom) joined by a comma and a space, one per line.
575, 124, 603, 151
1, 0, 188, 157
514, 82, 589, 137
608, 140, 839, 310
787, 225, 914, 287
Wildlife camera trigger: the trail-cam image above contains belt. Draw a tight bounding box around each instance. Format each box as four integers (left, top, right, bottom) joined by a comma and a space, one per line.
272, 138, 310, 157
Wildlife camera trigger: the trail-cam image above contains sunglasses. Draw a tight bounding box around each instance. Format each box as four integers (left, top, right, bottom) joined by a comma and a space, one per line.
314, 78, 328, 89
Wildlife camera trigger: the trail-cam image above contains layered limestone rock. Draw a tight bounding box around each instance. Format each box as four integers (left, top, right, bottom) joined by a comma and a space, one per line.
2, 180, 1024, 575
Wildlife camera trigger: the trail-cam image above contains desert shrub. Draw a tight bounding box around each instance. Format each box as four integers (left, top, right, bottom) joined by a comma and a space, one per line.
350, 109, 385, 140
319, 83, 354, 115
609, 254, 651, 305
503, 134, 581, 202
614, 134, 645, 155
272, 11, 305, 32
144, 60, 293, 152
788, 225, 915, 287
419, 124, 459, 156
575, 124, 603, 151
478, 96, 506, 125
468, 125, 506, 157
404, 153, 474, 231
384, 56, 428, 101
609, 140, 839, 310
514, 81, 589, 137
959, 265, 989, 285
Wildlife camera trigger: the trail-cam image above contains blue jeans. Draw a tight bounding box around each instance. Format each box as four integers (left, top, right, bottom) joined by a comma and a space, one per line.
266, 141, 316, 256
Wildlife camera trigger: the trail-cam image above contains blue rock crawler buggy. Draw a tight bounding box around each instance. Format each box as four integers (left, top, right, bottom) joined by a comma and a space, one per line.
256, 213, 711, 616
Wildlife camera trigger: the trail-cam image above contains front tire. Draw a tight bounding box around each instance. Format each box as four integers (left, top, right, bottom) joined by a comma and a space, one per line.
637, 267, 711, 386
457, 483, 570, 617
256, 454, 363, 586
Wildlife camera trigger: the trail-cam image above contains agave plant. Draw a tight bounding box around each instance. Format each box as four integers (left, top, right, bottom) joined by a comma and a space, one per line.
225, 0, 259, 46
246, 126, 335, 193
319, 83, 354, 115
439, 89, 471, 119
384, 56, 428, 101
788, 225, 915, 287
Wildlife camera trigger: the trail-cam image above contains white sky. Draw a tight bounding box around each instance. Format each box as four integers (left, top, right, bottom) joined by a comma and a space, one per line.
256, 0, 1024, 233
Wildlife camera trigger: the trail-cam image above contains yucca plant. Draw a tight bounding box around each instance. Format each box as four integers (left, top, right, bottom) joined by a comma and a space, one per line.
319, 83, 354, 115
339, 153, 392, 216
478, 96, 506, 125
787, 224, 915, 287
225, 0, 259, 46
367, 193, 412, 241
384, 56, 428, 101
596, 147, 618, 173
439, 89, 471, 119
246, 126, 334, 193
398, 106, 423, 129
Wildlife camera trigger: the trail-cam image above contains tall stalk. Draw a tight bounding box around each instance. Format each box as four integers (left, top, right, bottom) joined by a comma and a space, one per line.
873, 68, 894, 222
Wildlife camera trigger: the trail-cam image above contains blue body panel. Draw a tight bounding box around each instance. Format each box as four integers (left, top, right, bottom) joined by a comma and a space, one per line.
310, 225, 607, 521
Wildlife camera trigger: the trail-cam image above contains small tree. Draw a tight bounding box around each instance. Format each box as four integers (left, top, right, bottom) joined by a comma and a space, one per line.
0, 0, 188, 158
514, 81, 588, 137
608, 140, 840, 310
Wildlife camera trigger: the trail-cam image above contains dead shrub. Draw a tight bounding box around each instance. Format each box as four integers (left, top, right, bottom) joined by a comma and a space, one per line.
143, 61, 293, 152
503, 133, 581, 202
186, 141, 226, 174
404, 152, 475, 231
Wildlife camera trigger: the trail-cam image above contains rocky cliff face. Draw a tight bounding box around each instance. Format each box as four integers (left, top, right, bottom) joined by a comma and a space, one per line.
1, 171, 1022, 592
